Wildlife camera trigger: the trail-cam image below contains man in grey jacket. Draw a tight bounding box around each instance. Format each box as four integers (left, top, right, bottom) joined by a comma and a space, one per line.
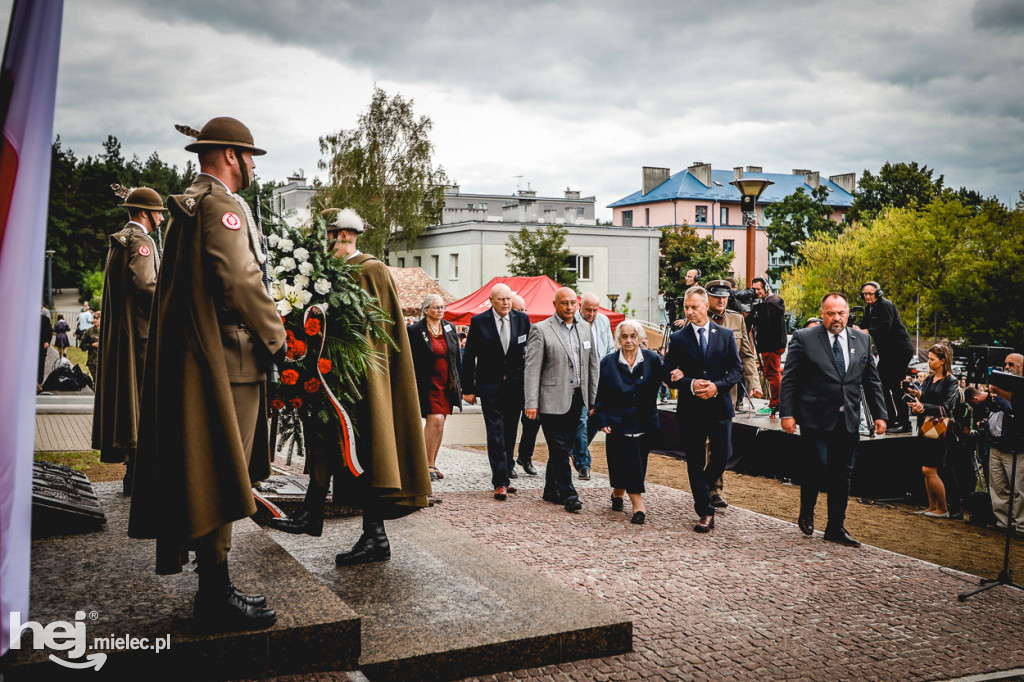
524, 287, 600, 513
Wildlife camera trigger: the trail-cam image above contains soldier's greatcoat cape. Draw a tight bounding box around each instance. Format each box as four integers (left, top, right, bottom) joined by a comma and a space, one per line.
336, 254, 431, 518
128, 178, 282, 574
92, 222, 158, 461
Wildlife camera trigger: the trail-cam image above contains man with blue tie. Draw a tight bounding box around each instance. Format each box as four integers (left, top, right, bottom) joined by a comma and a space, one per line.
780, 292, 888, 547
462, 283, 532, 500
664, 286, 742, 533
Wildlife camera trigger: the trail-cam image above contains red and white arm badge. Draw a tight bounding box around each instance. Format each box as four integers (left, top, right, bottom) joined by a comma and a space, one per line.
222, 212, 242, 230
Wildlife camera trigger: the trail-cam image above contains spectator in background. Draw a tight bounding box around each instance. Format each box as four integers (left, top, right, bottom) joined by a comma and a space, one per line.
512, 294, 539, 476
805, 317, 822, 328
907, 344, 960, 518
592, 320, 662, 525
970, 353, 1023, 531
685, 269, 700, 287
750, 276, 787, 416
571, 292, 615, 480
857, 281, 915, 433
52, 314, 71, 358
409, 295, 462, 481
76, 302, 93, 347
38, 305, 52, 393
81, 311, 101, 380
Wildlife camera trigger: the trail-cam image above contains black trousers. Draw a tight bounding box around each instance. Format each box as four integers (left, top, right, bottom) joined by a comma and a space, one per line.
877, 349, 913, 425
540, 388, 583, 503
518, 412, 540, 463
680, 416, 732, 517
800, 426, 859, 533
481, 382, 523, 488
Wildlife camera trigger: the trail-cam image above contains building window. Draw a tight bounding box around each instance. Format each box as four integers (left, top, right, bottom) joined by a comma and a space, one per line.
450, 253, 459, 280
723, 239, 735, 254
397, 257, 405, 267
431, 255, 439, 280
576, 207, 585, 218
645, 208, 650, 226
414, 256, 421, 268
564, 255, 593, 281
720, 207, 729, 225
695, 205, 708, 223
622, 210, 633, 227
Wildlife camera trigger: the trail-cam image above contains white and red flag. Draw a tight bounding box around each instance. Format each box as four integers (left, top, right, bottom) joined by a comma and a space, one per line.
0, 0, 63, 656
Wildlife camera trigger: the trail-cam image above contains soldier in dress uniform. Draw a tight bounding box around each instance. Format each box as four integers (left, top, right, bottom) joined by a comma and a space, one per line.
92, 186, 165, 494
81, 310, 101, 380
128, 117, 286, 630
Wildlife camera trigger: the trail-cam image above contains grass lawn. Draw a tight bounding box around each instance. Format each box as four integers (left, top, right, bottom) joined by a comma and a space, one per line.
34, 450, 125, 482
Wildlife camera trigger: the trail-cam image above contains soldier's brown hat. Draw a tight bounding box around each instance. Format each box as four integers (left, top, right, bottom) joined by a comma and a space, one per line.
120, 187, 166, 212
321, 208, 366, 234
183, 116, 266, 156
704, 279, 733, 297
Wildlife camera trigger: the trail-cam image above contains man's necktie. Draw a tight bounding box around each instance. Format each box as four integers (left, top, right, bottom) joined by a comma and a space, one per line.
698, 327, 707, 357
500, 317, 509, 353
833, 336, 846, 377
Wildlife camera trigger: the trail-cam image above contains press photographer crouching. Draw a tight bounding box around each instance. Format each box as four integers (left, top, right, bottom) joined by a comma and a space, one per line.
967, 353, 1023, 532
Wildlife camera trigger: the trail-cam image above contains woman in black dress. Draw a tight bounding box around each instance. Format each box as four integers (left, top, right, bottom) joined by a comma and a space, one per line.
592, 320, 662, 524
52, 314, 71, 358
409, 295, 462, 481
907, 344, 961, 518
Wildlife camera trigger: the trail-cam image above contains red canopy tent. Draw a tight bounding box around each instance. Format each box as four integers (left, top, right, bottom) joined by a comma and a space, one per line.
443, 276, 625, 330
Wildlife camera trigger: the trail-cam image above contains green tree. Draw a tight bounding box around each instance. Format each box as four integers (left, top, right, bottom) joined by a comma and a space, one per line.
315, 86, 448, 258
848, 161, 944, 222
504, 224, 577, 288
763, 185, 842, 280
658, 225, 733, 302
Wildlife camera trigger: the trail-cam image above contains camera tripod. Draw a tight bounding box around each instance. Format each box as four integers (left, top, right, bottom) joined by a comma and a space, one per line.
959, 447, 1024, 601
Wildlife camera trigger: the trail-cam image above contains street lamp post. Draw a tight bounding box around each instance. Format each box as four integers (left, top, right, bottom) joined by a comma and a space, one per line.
607, 293, 619, 312
729, 178, 773, 285
45, 249, 55, 311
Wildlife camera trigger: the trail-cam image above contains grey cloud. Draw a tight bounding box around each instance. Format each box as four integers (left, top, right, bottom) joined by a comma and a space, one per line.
973, 0, 1024, 33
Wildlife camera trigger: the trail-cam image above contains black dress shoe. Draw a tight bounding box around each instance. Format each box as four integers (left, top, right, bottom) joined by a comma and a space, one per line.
611, 494, 624, 512
579, 468, 591, 480
336, 528, 391, 566
508, 468, 519, 479
798, 516, 814, 537
564, 497, 583, 513
230, 584, 267, 607
194, 589, 276, 631
887, 423, 912, 434
694, 515, 715, 533
542, 491, 563, 504
630, 511, 646, 525
517, 459, 538, 476
711, 494, 729, 509
267, 509, 324, 537
823, 528, 861, 547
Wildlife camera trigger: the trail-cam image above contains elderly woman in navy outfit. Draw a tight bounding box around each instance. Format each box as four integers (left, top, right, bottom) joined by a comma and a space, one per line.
592, 320, 663, 524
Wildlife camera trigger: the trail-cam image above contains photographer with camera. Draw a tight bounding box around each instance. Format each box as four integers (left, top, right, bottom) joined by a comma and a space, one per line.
749, 276, 787, 416
967, 353, 1023, 531
855, 281, 915, 433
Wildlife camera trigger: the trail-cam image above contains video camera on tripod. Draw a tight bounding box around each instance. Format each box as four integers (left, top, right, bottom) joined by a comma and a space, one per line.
727, 287, 761, 315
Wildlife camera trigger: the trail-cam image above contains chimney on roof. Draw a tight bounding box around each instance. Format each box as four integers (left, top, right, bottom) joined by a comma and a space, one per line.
687, 161, 712, 188
642, 167, 670, 195
804, 171, 820, 189
517, 188, 536, 198
745, 166, 762, 173
565, 188, 580, 200
829, 173, 857, 194
445, 184, 460, 195
733, 167, 744, 181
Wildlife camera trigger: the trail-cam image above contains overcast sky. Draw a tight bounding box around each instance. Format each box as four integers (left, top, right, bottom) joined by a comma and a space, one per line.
9, 0, 1024, 218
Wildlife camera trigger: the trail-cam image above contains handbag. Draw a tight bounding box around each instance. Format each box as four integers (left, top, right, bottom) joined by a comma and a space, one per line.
920, 405, 950, 440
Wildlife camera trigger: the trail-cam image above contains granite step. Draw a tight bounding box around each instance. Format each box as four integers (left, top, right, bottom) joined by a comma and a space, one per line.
0, 483, 361, 680
266, 510, 633, 681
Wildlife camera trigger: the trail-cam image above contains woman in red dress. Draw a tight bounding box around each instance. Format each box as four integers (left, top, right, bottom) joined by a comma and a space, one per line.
410, 295, 463, 480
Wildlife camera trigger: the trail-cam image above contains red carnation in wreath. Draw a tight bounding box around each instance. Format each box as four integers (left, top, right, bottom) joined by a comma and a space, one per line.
280, 369, 299, 385
304, 317, 322, 336
270, 397, 285, 411
289, 397, 303, 408
304, 377, 321, 393
318, 358, 332, 374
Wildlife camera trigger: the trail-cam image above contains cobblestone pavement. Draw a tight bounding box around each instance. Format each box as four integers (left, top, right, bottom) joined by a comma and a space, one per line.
424, 448, 1024, 682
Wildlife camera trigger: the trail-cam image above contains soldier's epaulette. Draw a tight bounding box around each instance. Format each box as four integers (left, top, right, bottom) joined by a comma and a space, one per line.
110, 225, 135, 248
168, 188, 212, 218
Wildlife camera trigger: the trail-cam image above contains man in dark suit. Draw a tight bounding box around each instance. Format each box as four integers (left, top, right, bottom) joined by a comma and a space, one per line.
664, 286, 742, 533
780, 292, 888, 547
462, 283, 532, 500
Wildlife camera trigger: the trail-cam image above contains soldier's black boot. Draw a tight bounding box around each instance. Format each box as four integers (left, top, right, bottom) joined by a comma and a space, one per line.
193, 561, 276, 631
335, 515, 390, 566
267, 484, 326, 537
122, 456, 133, 497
